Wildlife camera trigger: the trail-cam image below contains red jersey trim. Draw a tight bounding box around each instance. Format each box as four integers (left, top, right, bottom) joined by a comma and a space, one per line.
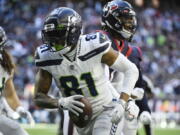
126, 45, 133, 57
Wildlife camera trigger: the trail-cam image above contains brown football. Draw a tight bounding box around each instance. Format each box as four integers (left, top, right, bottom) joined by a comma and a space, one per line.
69, 97, 92, 128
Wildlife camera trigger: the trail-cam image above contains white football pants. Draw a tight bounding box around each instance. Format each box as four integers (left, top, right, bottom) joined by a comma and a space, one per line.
0, 115, 28, 135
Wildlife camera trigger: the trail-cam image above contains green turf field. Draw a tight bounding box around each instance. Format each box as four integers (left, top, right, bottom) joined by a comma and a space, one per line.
138, 127, 180, 135
24, 124, 180, 135
23, 124, 58, 135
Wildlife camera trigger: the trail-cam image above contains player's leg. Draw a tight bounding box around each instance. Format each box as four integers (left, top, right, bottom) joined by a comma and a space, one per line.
63, 110, 70, 135
92, 106, 124, 135
75, 103, 124, 135
136, 94, 152, 135
58, 110, 78, 135
58, 109, 64, 135
0, 115, 28, 135
122, 118, 138, 135
72, 124, 79, 135
144, 124, 153, 135
76, 118, 94, 135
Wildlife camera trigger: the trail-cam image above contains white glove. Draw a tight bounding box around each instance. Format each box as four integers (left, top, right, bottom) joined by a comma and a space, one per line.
58, 95, 85, 116
131, 87, 144, 100
16, 106, 35, 126
1, 97, 20, 120
125, 100, 139, 121
7, 111, 20, 120
139, 111, 152, 124
111, 102, 125, 124
104, 99, 125, 124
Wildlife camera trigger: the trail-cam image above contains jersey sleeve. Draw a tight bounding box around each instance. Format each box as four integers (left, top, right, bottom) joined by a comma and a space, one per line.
99, 32, 111, 54
78, 32, 111, 62
34, 45, 54, 71
128, 46, 144, 88
132, 46, 142, 61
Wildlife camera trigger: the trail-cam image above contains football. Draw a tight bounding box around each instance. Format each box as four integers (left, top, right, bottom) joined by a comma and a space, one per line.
69, 97, 92, 128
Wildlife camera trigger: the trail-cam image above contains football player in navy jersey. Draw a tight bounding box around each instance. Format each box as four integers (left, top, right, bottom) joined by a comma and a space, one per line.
100, 0, 153, 135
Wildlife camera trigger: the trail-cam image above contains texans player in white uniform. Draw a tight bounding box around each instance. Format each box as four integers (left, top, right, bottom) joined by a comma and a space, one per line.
34, 7, 139, 135
0, 26, 34, 135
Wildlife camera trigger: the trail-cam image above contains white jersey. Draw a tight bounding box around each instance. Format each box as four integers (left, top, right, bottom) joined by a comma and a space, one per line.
35, 32, 117, 116
0, 65, 10, 96
0, 65, 10, 112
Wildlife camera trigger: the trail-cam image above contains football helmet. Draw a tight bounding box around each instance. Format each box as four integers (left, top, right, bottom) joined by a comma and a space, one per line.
42, 7, 82, 54
0, 26, 7, 50
102, 0, 137, 41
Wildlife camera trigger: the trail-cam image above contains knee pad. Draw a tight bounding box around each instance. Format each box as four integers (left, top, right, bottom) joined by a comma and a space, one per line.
139, 111, 152, 124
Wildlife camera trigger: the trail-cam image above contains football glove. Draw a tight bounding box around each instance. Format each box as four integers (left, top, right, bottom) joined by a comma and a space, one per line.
104, 99, 125, 124
1, 97, 20, 120
16, 106, 35, 126
131, 87, 144, 100
125, 100, 139, 121
58, 95, 85, 116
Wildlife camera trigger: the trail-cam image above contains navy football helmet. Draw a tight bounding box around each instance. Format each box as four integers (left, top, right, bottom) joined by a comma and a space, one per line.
102, 0, 137, 41
42, 7, 82, 54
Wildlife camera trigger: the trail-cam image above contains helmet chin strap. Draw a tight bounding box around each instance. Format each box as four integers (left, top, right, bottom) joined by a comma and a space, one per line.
119, 27, 132, 39
65, 46, 77, 61
64, 38, 80, 61
54, 46, 71, 55
105, 21, 132, 40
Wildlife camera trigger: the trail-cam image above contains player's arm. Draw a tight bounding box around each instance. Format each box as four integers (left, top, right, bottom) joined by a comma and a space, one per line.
130, 56, 144, 88
102, 48, 139, 102
132, 58, 152, 97
4, 70, 34, 123
4, 73, 21, 110
34, 69, 59, 108
34, 68, 84, 116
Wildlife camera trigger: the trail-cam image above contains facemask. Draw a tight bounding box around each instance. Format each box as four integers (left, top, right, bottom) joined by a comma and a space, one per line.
120, 27, 132, 39
52, 44, 71, 55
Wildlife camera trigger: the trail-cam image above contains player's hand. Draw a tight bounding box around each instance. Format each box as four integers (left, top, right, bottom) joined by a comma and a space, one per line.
125, 100, 139, 121
131, 87, 144, 100
103, 99, 125, 124
111, 102, 125, 124
16, 106, 35, 126
58, 95, 85, 116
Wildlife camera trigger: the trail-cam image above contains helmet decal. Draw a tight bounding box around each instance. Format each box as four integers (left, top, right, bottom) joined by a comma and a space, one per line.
110, 4, 118, 11
42, 7, 82, 54
101, 0, 137, 41
44, 24, 55, 32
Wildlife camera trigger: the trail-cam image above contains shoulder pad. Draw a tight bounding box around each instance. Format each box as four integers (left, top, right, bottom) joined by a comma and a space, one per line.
34, 44, 63, 67
81, 32, 111, 47
95, 30, 109, 42
78, 32, 111, 61
34, 44, 51, 61
99, 32, 109, 44
34, 50, 40, 60
131, 46, 142, 60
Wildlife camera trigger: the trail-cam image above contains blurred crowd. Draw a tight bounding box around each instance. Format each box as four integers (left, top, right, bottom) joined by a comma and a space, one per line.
0, 0, 179, 123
